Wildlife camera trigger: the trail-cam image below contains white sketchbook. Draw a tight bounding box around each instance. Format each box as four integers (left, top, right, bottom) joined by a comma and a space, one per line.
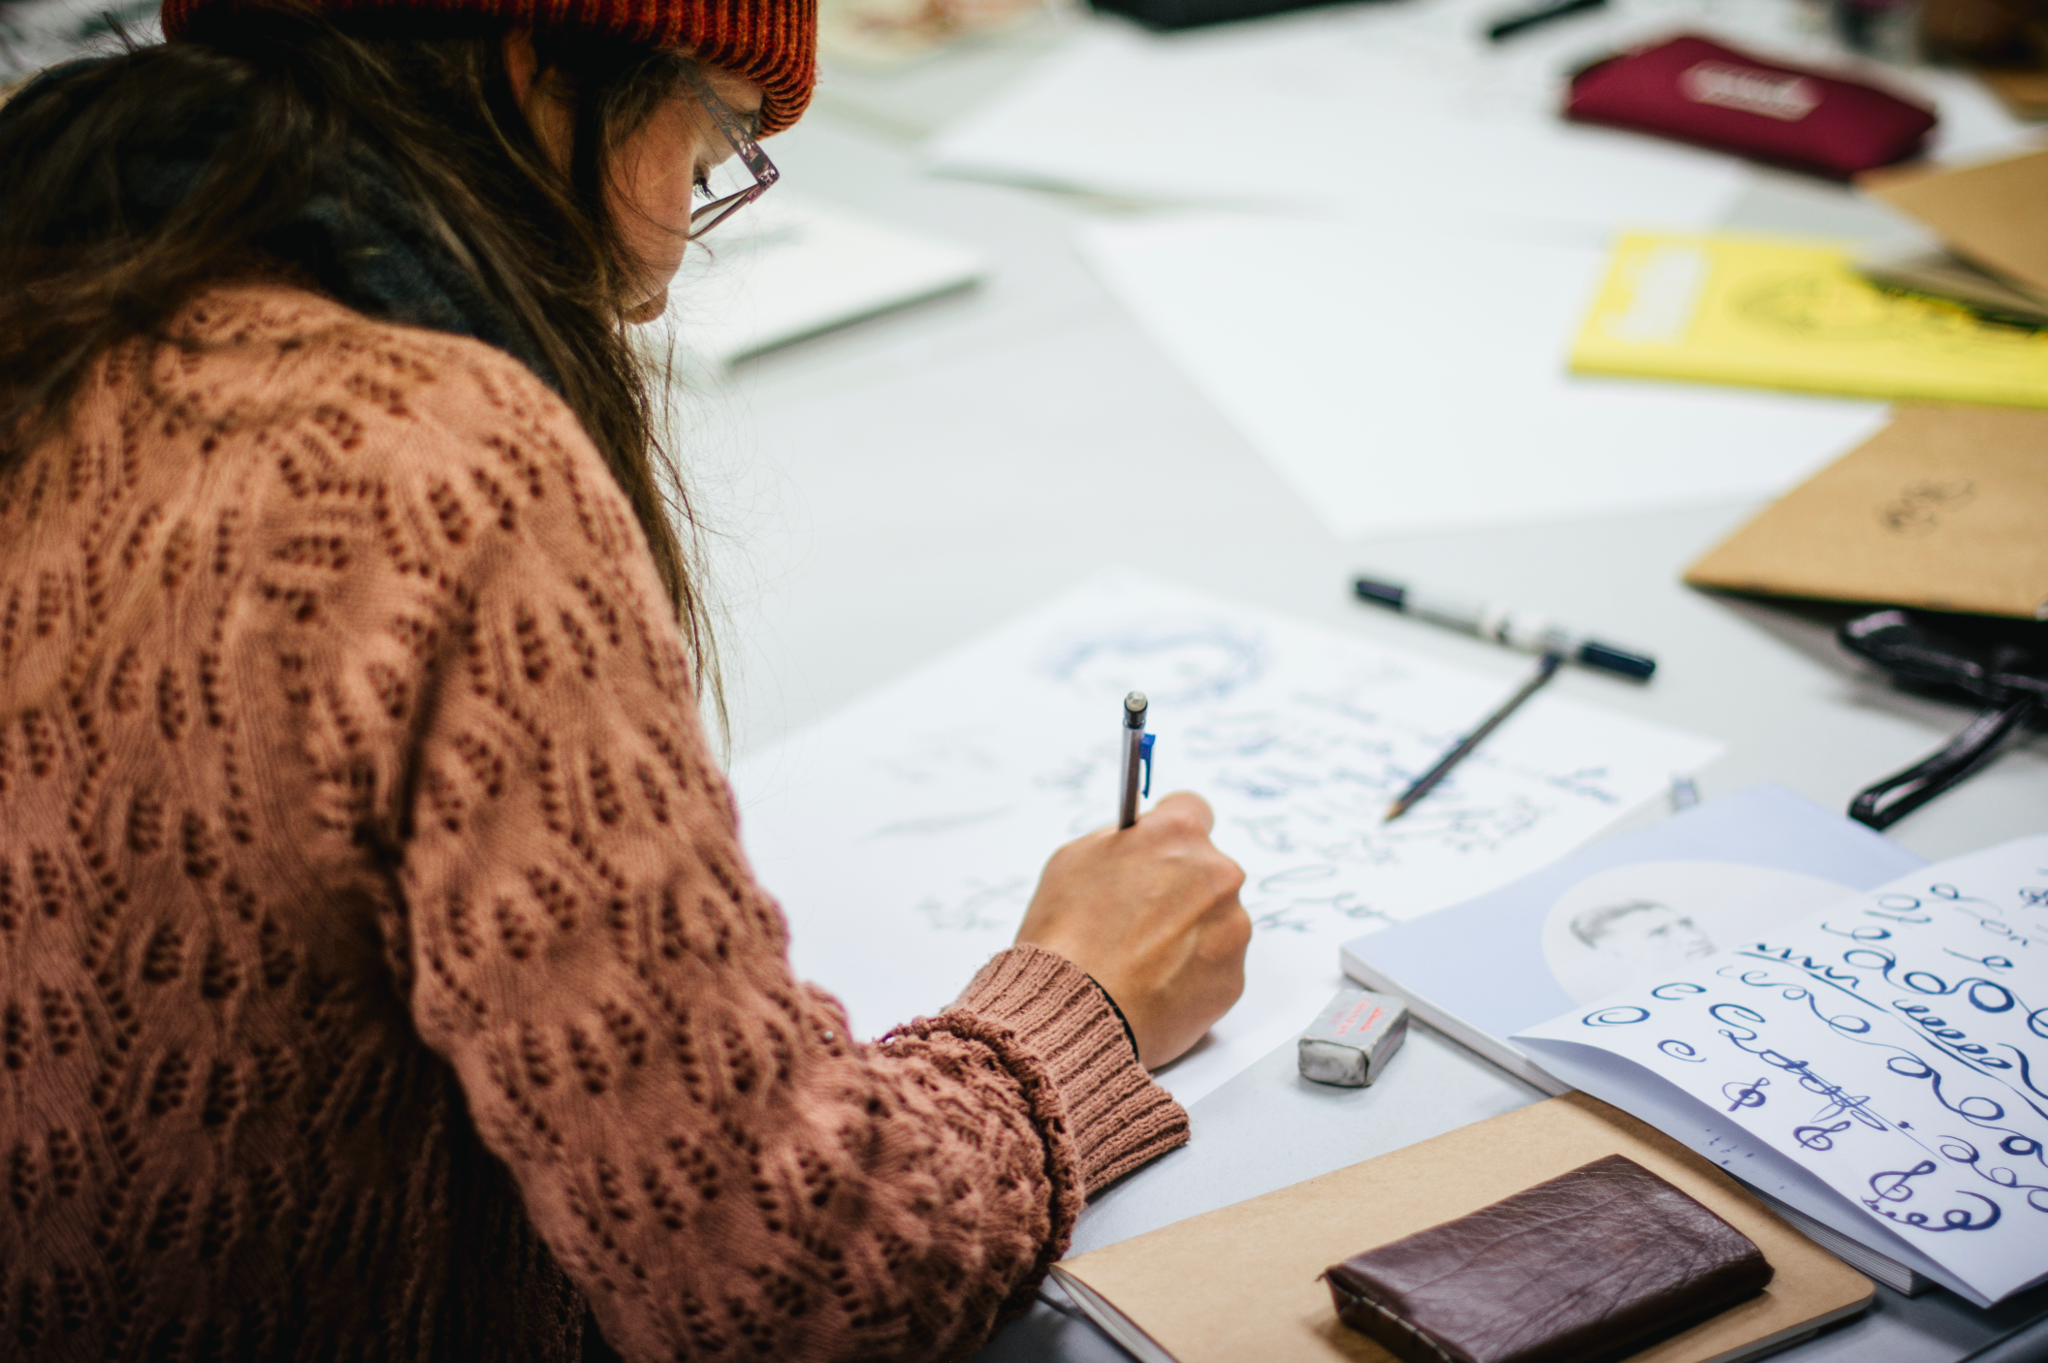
662, 193, 986, 366
1518, 837, 2048, 1307
732, 571, 1720, 1105
1075, 214, 1891, 539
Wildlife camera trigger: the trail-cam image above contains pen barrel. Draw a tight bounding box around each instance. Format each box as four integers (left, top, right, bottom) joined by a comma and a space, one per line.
1477, 604, 1576, 657
1118, 725, 1146, 829
1405, 591, 1577, 655
1363, 581, 1655, 680
1401, 588, 1487, 634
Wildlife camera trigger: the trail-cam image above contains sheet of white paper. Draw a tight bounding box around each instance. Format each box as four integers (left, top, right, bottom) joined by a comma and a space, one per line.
1519, 837, 2048, 1306
733, 572, 1722, 1105
663, 194, 986, 366
1076, 214, 1889, 539
926, 0, 2029, 233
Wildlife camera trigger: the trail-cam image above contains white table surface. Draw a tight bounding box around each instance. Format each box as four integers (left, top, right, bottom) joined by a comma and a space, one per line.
676, 20, 2048, 1359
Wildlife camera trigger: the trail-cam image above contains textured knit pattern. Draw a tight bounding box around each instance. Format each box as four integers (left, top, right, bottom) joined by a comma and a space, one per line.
0, 282, 1188, 1362
157, 0, 818, 135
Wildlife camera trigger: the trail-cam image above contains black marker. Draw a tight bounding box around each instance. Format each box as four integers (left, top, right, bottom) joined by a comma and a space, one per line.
1486, 0, 1606, 42
1354, 574, 1656, 681
1117, 692, 1154, 830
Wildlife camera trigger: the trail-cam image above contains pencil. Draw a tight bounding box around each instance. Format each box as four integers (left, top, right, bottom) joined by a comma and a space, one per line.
1384, 652, 1564, 823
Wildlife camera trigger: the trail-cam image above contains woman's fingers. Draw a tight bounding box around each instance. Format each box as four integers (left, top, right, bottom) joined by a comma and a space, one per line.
1142, 789, 1215, 835
1014, 794, 1250, 1069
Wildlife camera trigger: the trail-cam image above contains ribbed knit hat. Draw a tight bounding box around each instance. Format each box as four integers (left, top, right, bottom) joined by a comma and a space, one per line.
159, 0, 817, 134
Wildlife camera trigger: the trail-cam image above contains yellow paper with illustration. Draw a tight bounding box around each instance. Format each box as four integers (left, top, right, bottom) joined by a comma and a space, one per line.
1570, 233, 2048, 408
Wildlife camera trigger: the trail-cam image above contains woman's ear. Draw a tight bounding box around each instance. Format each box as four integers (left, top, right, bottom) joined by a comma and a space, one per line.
503, 29, 540, 107
503, 30, 572, 170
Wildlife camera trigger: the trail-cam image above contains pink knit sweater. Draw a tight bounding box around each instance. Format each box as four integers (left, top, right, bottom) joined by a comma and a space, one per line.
0, 283, 1188, 1361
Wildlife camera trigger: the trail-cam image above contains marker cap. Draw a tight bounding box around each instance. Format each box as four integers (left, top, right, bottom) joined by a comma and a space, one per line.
1577, 641, 1657, 681
1353, 578, 1406, 611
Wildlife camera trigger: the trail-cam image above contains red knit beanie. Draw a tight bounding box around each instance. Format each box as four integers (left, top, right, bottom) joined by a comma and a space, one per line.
159, 0, 817, 134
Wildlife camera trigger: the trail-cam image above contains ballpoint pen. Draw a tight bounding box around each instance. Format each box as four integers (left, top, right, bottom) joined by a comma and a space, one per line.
1118, 691, 1155, 830
1385, 653, 1563, 822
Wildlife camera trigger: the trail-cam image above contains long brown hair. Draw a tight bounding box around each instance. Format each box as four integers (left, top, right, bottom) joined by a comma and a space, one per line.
0, 10, 724, 726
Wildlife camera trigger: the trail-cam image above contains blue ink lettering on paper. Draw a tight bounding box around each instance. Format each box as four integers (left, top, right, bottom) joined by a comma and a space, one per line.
1795, 1120, 1852, 1151
1723, 1077, 1769, 1112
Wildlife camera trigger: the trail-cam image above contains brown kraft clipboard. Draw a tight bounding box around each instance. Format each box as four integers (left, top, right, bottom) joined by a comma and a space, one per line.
1860, 148, 2048, 304
1051, 1093, 1873, 1363
1682, 403, 2048, 619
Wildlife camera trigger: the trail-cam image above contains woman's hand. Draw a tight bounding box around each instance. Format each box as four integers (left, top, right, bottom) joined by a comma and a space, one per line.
1014, 792, 1251, 1069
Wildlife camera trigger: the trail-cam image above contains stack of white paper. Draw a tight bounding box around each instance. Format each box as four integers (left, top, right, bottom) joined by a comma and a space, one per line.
733, 571, 1720, 1105
927, 0, 2027, 227
927, 17, 1752, 236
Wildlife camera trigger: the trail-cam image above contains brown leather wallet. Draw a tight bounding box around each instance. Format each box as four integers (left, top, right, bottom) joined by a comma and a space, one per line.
1322, 1154, 1772, 1363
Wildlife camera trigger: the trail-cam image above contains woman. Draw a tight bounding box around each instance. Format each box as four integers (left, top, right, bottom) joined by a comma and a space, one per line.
0, 0, 1252, 1358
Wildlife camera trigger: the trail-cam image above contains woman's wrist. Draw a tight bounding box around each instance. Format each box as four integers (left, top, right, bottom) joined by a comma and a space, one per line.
1084, 973, 1141, 1067
950, 945, 1190, 1193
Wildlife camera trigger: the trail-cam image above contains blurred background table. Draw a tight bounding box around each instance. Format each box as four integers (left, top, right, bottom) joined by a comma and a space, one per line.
670, 16, 2048, 1359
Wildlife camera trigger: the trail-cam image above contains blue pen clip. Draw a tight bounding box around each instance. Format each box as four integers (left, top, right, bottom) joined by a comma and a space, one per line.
1139, 733, 1155, 798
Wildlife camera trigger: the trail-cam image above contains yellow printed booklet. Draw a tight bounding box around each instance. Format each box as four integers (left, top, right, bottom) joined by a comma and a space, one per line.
1570, 233, 2048, 407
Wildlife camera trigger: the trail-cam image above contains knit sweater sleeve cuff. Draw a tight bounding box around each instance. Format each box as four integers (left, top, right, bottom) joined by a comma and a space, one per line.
949, 945, 1190, 1194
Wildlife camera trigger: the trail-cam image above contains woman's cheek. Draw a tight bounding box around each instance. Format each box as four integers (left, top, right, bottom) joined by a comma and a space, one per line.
612, 140, 701, 290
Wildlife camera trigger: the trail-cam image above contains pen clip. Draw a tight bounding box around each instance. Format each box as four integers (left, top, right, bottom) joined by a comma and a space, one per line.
1139, 733, 1155, 799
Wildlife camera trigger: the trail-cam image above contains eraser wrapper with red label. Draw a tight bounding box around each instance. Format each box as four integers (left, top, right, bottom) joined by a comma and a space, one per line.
1299, 987, 1410, 1088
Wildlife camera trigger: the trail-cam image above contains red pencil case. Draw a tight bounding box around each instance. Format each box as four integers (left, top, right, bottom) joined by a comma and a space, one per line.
1565, 34, 1937, 180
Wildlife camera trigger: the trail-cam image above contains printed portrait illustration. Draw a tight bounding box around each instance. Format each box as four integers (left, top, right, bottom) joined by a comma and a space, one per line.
1541, 860, 1856, 1005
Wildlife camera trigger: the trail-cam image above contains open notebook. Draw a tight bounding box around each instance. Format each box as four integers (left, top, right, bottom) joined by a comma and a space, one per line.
1340, 786, 1935, 1296
1348, 810, 2048, 1306
1516, 836, 2048, 1309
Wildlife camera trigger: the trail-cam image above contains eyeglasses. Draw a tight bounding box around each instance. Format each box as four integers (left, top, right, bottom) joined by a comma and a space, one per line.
678, 65, 778, 240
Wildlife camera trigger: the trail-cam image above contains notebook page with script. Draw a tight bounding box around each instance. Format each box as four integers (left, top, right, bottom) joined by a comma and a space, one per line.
1341, 785, 1925, 1093
1519, 837, 2048, 1307
732, 572, 1721, 1105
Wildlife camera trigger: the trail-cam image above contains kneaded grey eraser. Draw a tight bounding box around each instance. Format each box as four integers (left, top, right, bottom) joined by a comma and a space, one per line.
1297, 987, 1409, 1088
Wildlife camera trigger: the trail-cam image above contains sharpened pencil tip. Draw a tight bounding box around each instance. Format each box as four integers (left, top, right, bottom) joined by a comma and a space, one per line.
1382, 801, 1409, 824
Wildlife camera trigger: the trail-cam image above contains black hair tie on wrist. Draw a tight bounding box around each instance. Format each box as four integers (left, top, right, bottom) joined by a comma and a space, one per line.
1084, 974, 1141, 1067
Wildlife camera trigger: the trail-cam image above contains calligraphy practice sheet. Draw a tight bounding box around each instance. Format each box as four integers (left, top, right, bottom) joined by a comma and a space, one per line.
732, 573, 1720, 1104
1520, 838, 2048, 1306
